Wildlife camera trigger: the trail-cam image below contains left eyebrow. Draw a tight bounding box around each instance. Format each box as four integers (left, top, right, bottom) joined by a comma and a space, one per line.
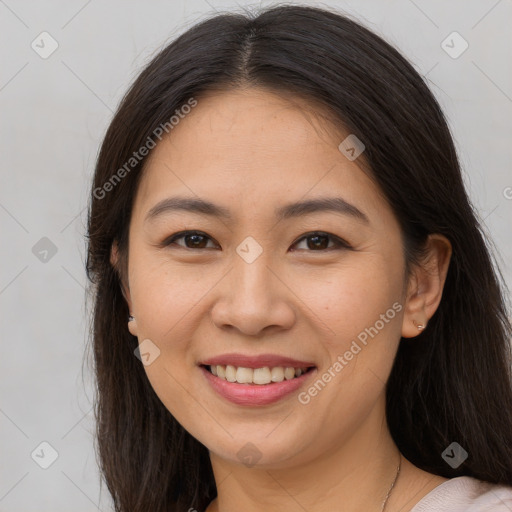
275, 196, 370, 225
144, 195, 370, 225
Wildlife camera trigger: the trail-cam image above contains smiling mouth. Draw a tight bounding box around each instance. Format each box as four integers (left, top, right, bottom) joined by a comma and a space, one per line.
201, 364, 316, 385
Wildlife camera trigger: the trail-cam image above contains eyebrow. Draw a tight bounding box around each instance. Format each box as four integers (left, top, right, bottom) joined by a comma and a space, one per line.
144, 195, 370, 225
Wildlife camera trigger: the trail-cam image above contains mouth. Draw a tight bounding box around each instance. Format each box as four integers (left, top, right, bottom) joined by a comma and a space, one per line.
200, 364, 316, 385
198, 363, 318, 406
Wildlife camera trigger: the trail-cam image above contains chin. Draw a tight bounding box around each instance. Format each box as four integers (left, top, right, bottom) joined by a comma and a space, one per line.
202, 428, 314, 469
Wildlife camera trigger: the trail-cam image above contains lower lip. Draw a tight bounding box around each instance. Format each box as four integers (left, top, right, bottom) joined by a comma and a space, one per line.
199, 365, 317, 406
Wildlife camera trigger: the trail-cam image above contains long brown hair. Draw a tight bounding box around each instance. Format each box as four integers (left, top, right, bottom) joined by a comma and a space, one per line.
85, 5, 512, 511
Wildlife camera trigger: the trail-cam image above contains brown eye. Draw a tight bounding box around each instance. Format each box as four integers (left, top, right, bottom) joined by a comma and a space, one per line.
164, 231, 218, 249
291, 232, 350, 251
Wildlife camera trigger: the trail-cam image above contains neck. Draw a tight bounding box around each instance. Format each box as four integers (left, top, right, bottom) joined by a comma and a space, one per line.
206, 396, 409, 512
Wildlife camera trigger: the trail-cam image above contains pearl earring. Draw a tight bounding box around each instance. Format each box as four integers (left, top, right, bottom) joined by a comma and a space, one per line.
413, 319, 425, 330
128, 315, 135, 322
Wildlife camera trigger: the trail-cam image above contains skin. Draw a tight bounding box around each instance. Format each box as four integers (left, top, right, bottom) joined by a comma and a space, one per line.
111, 87, 452, 511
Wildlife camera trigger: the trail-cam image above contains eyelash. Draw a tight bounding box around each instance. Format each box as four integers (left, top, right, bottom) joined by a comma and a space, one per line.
161, 230, 351, 252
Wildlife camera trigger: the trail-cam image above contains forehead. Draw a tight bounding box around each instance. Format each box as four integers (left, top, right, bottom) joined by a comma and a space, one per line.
160, 87, 346, 156
134, 87, 388, 222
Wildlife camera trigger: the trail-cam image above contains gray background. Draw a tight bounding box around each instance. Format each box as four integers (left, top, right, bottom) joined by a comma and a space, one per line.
1, 0, 511, 510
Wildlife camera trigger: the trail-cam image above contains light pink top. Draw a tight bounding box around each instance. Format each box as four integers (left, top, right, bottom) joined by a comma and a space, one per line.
410, 476, 512, 511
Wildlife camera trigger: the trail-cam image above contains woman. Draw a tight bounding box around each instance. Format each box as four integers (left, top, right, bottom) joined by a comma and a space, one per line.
85, 5, 512, 511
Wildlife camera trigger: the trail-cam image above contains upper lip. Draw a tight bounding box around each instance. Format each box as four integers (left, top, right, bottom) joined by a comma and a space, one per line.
200, 353, 316, 369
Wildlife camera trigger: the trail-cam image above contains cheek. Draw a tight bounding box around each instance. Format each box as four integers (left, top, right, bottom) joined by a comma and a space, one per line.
305, 258, 403, 346
129, 253, 216, 341
293, 267, 403, 438
300, 261, 404, 414
129, 258, 207, 415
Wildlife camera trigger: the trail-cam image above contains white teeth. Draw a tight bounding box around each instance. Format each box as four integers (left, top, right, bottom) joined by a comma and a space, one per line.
235, 367, 253, 384
207, 364, 310, 384
225, 365, 237, 382
253, 367, 272, 385
271, 367, 284, 382
284, 367, 295, 380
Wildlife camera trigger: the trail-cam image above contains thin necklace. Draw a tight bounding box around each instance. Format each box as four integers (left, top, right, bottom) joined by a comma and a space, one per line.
381, 452, 402, 512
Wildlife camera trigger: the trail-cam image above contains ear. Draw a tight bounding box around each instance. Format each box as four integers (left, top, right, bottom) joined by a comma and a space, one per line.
401, 234, 452, 338
111, 241, 138, 336
110, 241, 132, 310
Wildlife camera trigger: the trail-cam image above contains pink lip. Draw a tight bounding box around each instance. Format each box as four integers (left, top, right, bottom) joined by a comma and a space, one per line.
200, 353, 316, 369
199, 365, 318, 406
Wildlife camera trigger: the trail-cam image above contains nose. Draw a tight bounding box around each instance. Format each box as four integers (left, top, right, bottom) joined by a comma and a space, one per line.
210, 253, 296, 337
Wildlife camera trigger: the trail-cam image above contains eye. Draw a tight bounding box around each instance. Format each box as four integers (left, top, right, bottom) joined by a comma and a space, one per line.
290, 231, 351, 251
162, 230, 350, 252
163, 230, 219, 249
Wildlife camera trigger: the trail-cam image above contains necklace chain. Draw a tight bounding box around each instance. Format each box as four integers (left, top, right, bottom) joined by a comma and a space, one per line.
381, 453, 402, 512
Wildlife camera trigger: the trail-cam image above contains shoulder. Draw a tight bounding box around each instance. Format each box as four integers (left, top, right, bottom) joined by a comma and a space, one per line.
410, 476, 512, 512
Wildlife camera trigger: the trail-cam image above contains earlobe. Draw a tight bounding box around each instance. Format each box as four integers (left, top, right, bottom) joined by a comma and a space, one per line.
401, 234, 452, 339
128, 314, 138, 336
401, 271, 426, 339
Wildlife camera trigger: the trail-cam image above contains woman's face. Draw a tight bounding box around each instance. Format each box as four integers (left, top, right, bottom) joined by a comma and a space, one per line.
119, 87, 416, 468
